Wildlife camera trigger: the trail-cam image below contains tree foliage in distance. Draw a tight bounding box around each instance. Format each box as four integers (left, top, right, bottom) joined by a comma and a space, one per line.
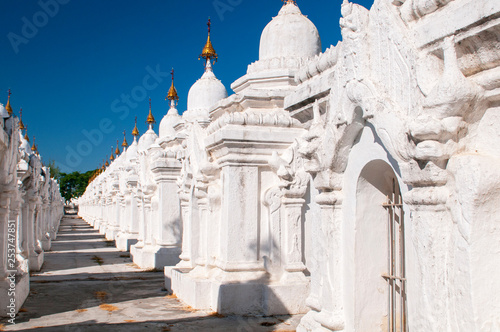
59, 170, 95, 202
46, 160, 62, 182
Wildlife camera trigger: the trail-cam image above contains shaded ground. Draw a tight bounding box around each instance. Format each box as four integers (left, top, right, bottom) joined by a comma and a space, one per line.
0, 216, 300, 331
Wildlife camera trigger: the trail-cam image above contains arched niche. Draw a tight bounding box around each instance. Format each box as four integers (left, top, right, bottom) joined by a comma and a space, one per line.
341, 126, 411, 332
355, 160, 406, 331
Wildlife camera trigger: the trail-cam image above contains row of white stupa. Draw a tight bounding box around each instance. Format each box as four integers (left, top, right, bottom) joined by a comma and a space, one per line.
0, 92, 65, 317
79, 0, 500, 331
79, 1, 318, 317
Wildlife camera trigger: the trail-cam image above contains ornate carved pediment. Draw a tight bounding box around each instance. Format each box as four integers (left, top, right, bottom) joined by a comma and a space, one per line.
410, 37, 485, 163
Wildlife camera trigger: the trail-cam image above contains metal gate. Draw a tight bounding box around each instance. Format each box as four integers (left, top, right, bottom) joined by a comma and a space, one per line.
382, 178, 407, 332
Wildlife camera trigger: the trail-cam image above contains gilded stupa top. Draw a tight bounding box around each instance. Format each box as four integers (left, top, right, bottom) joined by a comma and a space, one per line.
146, 98, 156, 125
167, 69, 179, 102
115, 140, 120, 156
5, 89, 13, 116
19, 108, 25, 130
132, 116, 139, 137
200, 18, 218, 63
31, 136, 37, 152
24, 126, 29, 142
121, 130, 128, 148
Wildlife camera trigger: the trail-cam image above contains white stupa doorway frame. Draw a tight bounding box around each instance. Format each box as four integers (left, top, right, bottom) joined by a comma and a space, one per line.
342, 125, 412, 331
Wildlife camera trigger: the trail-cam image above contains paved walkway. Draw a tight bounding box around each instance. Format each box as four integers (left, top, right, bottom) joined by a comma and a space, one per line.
1, 216, 300, 331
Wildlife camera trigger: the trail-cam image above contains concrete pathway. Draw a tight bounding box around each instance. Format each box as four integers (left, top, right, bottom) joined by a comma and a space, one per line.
0, 216, 300, 331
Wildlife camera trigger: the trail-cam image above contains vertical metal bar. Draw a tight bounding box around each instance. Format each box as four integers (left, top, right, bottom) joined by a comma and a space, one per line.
398, 186, 402, 332
399, 185, 407, 332
385, 178, 408, 332
395, 182, 399, 332
392, 179, 396, 332
387, 194, 391, 332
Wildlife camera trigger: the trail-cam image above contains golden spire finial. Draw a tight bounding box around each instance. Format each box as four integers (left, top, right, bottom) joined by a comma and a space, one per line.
5, 89, 13, 116
132, 116, 139, 137
19, 107, 25, 130
110, 146, 115, 161
115, 140, 120, 156
282, 0, 297, 5
146, 98, 156, 126
166, 68, 179, 102
200, 18, 218, 64
31, 136, 37, 152
105, 158, 109, 167
24, 125, 29, 142
122, 130, 128, 148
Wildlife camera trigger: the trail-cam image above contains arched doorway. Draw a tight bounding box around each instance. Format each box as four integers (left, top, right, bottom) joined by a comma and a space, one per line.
355, 160, 407, 332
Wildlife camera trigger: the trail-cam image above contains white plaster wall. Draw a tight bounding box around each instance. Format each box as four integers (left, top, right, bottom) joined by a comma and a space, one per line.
448, 154, 500, 330
470, 106, 500, 157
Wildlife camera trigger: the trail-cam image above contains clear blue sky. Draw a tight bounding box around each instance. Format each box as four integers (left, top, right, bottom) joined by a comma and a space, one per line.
0, 0, 374, 173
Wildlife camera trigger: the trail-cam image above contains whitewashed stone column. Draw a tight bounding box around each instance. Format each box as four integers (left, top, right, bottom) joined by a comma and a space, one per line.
19, 192, 30, 271
105, 173, 120, 240
316, 189, 345, 331
281, 196, 306, 279
218, 165, 261, 272
48, 201, 57, 241
116, 172, 138, 252
402, 160, 450, 331
27, 197, 43, 271
121, 174, 140, 251
116, 191, 126, 238
134, 190, 145, 248
40, 198, 51, 251
94, 191, 103, 231
33, 198, 45, 268
150, 155, 182, 267
195, 186, 209, 268
143, 193, 153, 247
10, 196, 27, 274
177, 182, 194, 268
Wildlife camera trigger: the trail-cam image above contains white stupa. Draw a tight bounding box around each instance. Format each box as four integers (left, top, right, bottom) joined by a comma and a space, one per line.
259, 1, 321, 61
0, 103, 8, 119
233, 0, 322, 92
138, 99, 159, 153
126, 118, 140, 162
159, 69, 182, 139
18, 108, 32, 154
19, 131, 31, 154
183, 19, 228, 124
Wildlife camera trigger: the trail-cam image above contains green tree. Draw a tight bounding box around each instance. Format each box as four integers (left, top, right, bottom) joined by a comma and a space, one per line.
59, 170, 96, 201
46, 160, 62, 182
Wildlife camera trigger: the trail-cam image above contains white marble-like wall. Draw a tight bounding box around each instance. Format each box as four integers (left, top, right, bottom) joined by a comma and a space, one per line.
0, 112, 64, 318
